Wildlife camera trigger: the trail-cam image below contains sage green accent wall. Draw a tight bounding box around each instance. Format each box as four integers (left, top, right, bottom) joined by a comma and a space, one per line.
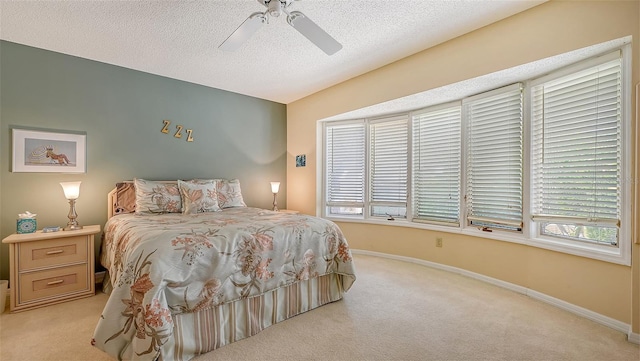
0, 41, 287, 281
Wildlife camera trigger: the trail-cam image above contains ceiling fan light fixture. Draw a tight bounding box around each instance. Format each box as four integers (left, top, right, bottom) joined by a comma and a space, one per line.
268, 0, 282, 17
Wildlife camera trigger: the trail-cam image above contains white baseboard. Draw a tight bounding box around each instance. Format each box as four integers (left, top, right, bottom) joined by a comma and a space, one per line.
352, 249, 635, 342
526, 289, 629, 334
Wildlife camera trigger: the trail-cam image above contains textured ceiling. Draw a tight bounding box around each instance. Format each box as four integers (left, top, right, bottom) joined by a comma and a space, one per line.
0, 0, 547, 104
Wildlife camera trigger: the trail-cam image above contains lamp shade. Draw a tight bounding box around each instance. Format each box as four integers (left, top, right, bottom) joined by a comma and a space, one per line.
60, 181, 81, 200
270, 181, 280, 194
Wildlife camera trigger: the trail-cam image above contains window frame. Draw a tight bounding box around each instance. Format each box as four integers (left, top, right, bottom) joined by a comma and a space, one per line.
411, 101, 462, 226
318, 44, 632, 266
462, 83, 524, 233
525, 49, 632, 265
368, 114, 410, 220
322, 119, 367, 219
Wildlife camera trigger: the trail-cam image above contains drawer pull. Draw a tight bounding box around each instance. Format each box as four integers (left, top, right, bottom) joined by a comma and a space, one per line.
45, 250, 65, 255
47, 279, 64, 286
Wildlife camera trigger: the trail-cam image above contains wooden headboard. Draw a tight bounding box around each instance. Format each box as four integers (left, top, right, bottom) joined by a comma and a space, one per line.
107, 187, 119, 219
107, 180, 177, 219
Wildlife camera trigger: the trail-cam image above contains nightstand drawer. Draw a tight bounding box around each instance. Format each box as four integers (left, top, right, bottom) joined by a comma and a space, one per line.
18, 236, 88, 271
19, 264, 89, 304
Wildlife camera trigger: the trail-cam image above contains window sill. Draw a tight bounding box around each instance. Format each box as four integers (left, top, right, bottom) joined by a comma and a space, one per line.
326, 216, 630, 266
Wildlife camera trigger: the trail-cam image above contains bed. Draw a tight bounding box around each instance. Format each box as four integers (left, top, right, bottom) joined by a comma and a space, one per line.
92, 179, 356, 360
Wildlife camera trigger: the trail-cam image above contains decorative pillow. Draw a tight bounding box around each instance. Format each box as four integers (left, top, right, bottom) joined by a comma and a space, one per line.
215, 179, 247, 208
178, 179, 221, 214
114, 182, 136, 215
134, 178, 182, 214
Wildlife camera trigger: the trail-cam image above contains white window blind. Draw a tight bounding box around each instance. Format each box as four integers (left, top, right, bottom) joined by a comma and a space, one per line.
325, 122, 366, 215
465, 84, 523, 230
370, 116, 408, 217
412, 104, 461, 225
531, 52, 621, 245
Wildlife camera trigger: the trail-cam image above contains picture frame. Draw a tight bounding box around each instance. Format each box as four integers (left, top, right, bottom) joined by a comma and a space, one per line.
12, 127, 87, 173
296, 154, 306, 167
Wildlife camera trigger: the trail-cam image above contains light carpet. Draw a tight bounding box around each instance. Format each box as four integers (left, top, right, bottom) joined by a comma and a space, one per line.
0, 254, 638, 360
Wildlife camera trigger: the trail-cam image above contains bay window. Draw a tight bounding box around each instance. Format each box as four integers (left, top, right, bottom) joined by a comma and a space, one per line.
321, 45, 630, 265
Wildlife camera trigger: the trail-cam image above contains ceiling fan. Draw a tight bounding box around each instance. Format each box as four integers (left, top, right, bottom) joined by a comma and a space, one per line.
219, 0, 342, 55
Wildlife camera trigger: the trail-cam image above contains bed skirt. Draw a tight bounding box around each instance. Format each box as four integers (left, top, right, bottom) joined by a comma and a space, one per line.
104, 272, 346, 361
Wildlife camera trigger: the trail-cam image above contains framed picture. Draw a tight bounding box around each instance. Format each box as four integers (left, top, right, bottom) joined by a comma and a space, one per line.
296, 154, 306, 167
12, 128, 86, 173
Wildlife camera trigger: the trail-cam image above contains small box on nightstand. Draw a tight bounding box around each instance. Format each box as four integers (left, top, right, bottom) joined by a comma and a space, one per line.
17, 218, 37, 234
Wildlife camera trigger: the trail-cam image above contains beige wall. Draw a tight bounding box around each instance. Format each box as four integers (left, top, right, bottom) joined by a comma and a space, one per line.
337, 222, 632, 323
634, 0, 640, 335
287, 0, 639, 333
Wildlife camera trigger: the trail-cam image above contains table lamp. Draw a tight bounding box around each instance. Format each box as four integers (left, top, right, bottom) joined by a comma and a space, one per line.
60, 181, 83, 231
270, 181, 280, 211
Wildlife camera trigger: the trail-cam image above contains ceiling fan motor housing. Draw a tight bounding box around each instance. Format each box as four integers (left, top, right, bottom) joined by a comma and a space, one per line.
258, 0, 294, 17
221, 0, 342, 55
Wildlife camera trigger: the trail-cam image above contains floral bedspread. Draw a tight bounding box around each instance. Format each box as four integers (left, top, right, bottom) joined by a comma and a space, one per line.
92, 207, 356, 360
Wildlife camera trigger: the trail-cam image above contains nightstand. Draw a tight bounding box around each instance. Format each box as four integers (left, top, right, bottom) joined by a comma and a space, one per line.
278, 209, 300, 214
1, 225, 100, 312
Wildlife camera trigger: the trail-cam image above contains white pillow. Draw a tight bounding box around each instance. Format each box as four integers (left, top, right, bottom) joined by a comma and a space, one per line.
134, 178, 181, 214
215, 179, 247, 208
178, 180, 221, 214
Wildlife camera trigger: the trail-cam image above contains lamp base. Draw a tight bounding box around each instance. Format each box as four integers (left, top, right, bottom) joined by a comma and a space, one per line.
272, 192, 278, 212
64, 198, 82, 231
64, 224, 83, 231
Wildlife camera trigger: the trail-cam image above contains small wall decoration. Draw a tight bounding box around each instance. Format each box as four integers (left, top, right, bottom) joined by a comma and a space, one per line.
161, 119, 194, 142
296, 154, 306, 167
12, 127, 86, 173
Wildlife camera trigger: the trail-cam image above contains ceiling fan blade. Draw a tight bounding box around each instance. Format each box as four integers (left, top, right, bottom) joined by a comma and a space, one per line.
287, 11, 342, 55
219, 12, 266, 52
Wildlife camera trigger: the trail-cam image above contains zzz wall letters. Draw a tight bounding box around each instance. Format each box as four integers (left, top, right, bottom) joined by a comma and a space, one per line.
161, 120, 194, 142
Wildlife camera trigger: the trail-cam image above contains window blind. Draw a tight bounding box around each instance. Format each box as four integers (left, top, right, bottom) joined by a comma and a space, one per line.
412, 105, 461, 225
531, 54, 621, 227
325, 122, 366, 209
369, 116, 408, 216
465, 84, 523, 230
